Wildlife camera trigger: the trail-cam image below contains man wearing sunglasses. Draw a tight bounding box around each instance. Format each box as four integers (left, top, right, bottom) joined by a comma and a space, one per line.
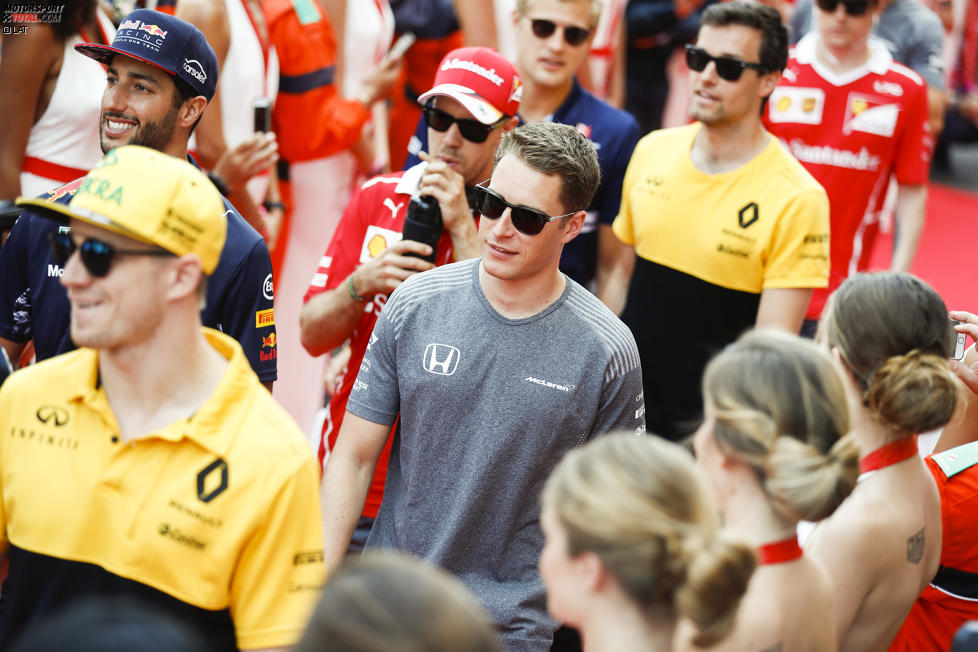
404, 0, 641, 299
1, 146, 324, 651
299, 46, 519, 550
605, 1, 831, 443
789, 0, 946, 136
765, 0, 930, 332
0, 11, 277, 390
321, 121, 643, 651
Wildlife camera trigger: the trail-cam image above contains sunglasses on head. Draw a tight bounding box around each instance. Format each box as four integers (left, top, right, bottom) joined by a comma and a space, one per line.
684, 44, 768, 82
815, 0, 877, 15
473, 182, 576, 236
423, 105, 507, 143
529, 18, 592, 47
49, 230, 171, 278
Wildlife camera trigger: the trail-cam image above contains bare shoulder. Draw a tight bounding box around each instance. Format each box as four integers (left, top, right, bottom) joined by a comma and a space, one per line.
806, 487, 893, 578
1, 22, 60, 61
813, 485, 893, 543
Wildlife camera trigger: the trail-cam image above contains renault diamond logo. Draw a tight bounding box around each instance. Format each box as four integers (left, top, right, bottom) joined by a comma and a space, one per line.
36, 405, 69, 426
423, 343, 460, 376
738, 202, 759, 229
196, 458, 229, 503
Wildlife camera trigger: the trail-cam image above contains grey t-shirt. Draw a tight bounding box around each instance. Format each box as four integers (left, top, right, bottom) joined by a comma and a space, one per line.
790, 0, 945, 89
348, 258, 645, 651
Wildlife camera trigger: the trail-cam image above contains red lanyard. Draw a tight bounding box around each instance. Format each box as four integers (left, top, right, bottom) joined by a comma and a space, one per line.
859, 436, 918, 474
757, 536, 803, 565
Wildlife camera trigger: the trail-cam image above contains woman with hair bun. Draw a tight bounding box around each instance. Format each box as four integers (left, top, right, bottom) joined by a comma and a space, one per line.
682, 329, 859, 651
539, 433, 756, 651
808, 272, 956, 651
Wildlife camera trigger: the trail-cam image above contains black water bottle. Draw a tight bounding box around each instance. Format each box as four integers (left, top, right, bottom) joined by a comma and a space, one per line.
401, 194, 442, 263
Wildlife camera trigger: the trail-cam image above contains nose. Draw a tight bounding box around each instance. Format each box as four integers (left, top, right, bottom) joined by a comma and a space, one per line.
490, 207, 519, 238
545, 26, 566, 50
102, 82, 126, 114
443, 122, 465, 147
698, 60, 720, 84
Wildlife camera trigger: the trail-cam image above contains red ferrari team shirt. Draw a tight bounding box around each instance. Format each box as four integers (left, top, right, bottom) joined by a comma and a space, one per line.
889, 443, 978, 651
303, 164, 458, 518
764, 35, 931, 319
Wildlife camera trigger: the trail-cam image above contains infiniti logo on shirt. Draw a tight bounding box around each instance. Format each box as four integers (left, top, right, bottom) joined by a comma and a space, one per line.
423, 344, 460, 376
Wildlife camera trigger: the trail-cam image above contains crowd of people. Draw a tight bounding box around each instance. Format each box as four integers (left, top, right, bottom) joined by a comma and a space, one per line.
1, 0, 978, 650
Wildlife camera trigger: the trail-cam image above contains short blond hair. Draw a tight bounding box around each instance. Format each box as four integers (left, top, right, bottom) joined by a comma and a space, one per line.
494, 122, 600, 215
515, 0, 603, 29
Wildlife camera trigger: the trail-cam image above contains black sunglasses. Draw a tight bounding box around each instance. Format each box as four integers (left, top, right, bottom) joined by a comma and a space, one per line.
815, 0, 877, 15
473, 182, 576, 236
529, 18, 592, 47
684, 44, 768, 82
49, 230, 171, 278
423, 105, 507, 143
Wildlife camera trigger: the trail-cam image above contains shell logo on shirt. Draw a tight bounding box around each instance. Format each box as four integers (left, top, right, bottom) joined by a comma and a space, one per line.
768, 87, 824, 125
843, 93, 899, 137
359, 225, 402, 264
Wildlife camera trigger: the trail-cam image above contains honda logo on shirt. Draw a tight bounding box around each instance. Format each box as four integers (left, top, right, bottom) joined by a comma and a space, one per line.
423, 344, 460, 376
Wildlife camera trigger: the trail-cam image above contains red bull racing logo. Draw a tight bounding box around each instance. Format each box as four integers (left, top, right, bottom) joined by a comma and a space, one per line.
117, 19, 169, 51
260, 332, 277, 362
139, 23, 168, 38
44, 178, 84, 203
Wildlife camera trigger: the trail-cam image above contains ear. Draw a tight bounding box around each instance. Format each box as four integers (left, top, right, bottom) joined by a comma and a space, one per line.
177, 96, 208, 130
511, 7, 521, 28
758, 70, 782, 103
719, 448, 743, 470
501, 115, 520, 134
166, 255, 205, 303
578, 550, 606, 595
560, 210, 587, 244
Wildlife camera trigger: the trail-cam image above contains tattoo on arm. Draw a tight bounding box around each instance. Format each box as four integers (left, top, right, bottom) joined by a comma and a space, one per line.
907, 527, 925, 564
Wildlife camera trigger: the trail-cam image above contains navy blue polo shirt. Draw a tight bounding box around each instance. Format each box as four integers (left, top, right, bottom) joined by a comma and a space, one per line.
0, 173, 277, 382
406, 78, 641, 288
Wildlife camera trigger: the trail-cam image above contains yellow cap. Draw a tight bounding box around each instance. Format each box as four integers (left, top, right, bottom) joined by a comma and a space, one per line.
17, 146, 227, 274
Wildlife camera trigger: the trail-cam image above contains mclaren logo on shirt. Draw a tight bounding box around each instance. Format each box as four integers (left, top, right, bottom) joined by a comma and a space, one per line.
196, 457, 229, 503
423, 344, 460, 376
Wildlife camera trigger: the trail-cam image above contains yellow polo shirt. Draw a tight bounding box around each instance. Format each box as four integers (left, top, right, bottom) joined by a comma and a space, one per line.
0, 329, 324, 650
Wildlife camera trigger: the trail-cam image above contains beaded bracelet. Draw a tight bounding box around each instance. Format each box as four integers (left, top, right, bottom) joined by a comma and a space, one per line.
348, 274, 368, 302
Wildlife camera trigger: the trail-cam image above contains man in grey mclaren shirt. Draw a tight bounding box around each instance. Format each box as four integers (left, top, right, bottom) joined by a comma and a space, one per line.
321, 122, 645, 651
